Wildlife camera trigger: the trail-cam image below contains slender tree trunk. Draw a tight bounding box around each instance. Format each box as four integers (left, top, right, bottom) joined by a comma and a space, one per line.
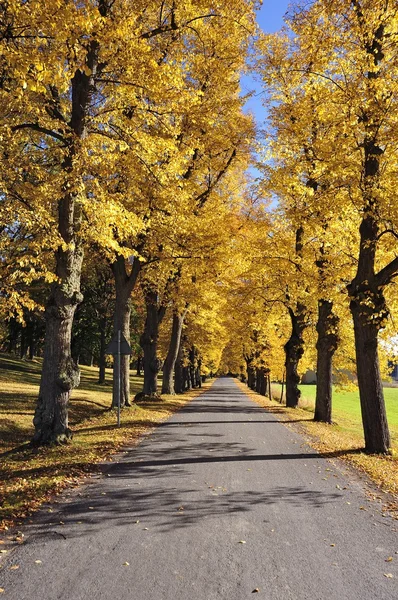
174, 335, 185, 394
188, 346, 196, 388
162, 310, 186, 395
195, 359, 202, 388
7, 318, 18, 355
255, 368, 261, 394
140, 290, 166, 396
184, 366, 191, 391
98, 317, 107, 384
314, 300, 339, 423
136, 355, 142, 377
246, 357, 256, 390
284, 304, 306, 408
260, 368, 267, 396
20, 327, 27, 359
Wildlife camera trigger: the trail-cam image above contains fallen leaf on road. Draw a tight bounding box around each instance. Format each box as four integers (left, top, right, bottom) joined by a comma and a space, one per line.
385, 557, 393, 562
384, 573, 393, 578
0, 588, 4, 593
252, 588, 260, 593
10, 565, 19, 570
239, 540, 246, 544
123, 562, 130, 566
0, 550, 7, 554
35, 560, 42, 564
330, 544, 335, 547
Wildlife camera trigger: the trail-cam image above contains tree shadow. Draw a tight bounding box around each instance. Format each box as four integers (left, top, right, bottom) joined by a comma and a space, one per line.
27, 481, 344, 541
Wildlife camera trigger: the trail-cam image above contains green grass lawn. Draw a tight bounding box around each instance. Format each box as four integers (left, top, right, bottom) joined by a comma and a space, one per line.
271, 382, 398, 448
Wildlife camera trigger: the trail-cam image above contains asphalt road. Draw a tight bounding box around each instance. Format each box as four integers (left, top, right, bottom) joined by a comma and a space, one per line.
1, 378, 397, 599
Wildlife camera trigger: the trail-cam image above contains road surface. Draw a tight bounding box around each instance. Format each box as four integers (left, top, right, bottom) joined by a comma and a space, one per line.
1, 378, 397, 599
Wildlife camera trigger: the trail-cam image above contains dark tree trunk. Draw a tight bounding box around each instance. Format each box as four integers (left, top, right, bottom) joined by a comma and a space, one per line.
280, 374, 285, 404
162, 310, 186, 395
347, 210, 392, 452
284, 304, 306, 408
140, 290, 166, 396
26, 320, 35, 360
98, 317, 107, 384
260, 369, 267, 396
136, 355, 142, 377
349, 294, 390, 453
174, 335, 185, 394
189, 346, 196, 388
7, 318, 19, 355
346, 114, 392, 452
246, 357, 256, 390
111, 255, 140, 408
255, 368, 261, 394
195, 359, 202, 388
183, 366, 191, 391
20, 327, 28, 359
314, 300, 339, 423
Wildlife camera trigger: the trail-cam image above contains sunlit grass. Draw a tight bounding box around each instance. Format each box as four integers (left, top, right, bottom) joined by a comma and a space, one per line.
0, 353, 212, 530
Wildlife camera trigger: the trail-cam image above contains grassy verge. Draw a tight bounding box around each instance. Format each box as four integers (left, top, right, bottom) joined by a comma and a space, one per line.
0, 354, 211, 531
235, 379, 398, 515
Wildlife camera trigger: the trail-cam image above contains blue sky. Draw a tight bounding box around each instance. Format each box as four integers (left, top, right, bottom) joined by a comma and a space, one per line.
241, 0, 291, 126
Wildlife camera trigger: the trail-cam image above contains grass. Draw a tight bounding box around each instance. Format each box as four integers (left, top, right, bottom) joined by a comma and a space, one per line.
0, 353, 212, 531
236, 380, 398, 515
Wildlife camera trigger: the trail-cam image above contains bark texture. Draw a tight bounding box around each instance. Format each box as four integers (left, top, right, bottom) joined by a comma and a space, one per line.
284, 304, 306, 408
174, 335, 185, 394
314, 300, 339, 423
162, 310, 186, 395
140, 289, 166, 396
110, 255, 140, 408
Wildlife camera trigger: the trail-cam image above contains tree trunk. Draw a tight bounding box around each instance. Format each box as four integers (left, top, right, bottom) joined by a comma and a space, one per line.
314, 300, 339, 423
33, 247, 83, 444
184, 366, 191, 391
189, 346, 196, 388
98, 317, 107, 384
348, 282, 390, 453
110, 255, 140, 408
260, 368, 267, 396
112, 296, 131, 407
140, 290, 166, 396
136, 355, 142, 377
20, 327, 28, 359
162, 310, 186, 395
195, 359, 202, 388
284, 304, 306, 408
174, 335, 185, 394
246, 357, 256, 390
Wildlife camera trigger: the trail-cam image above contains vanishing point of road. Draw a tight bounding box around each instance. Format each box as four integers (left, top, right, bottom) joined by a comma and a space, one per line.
1, 378, 397, 599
